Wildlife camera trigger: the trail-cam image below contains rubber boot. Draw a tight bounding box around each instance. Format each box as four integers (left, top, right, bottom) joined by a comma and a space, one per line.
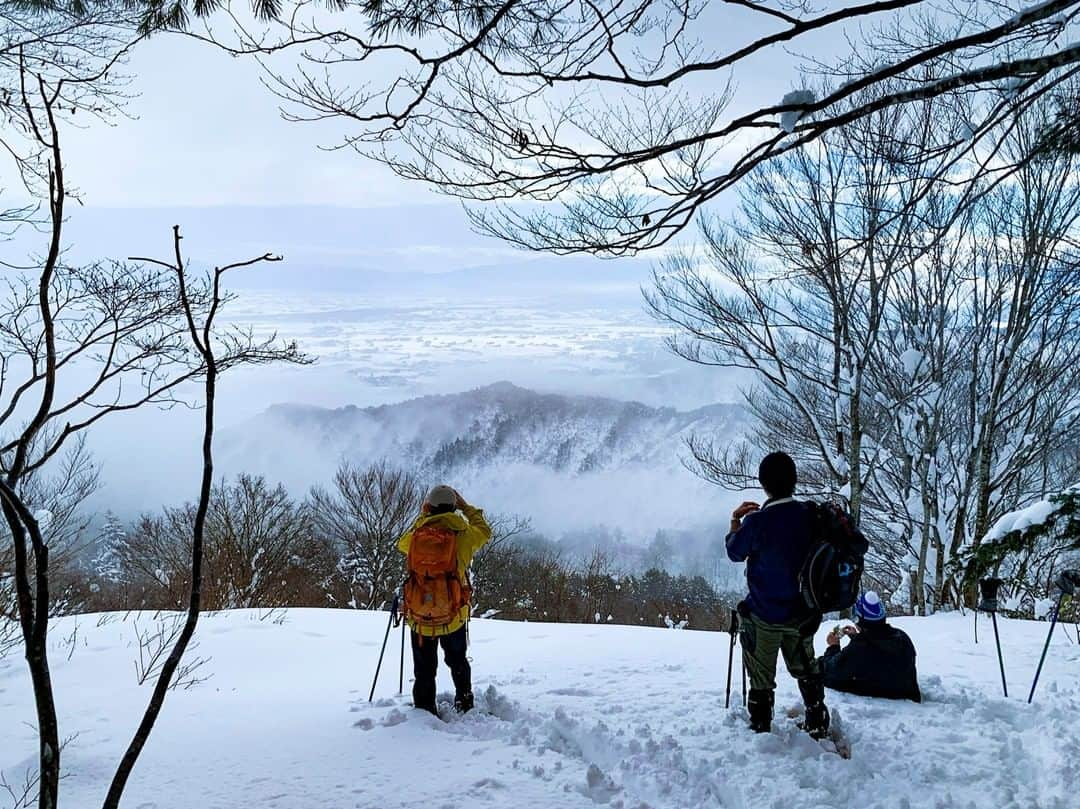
748, 688, 774, 733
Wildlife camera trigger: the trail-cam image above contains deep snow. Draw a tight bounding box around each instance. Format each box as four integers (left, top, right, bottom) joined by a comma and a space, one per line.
1, 609, 1078, 808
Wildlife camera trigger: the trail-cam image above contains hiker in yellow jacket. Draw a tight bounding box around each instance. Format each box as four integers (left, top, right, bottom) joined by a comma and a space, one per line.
398, 485, 491, 715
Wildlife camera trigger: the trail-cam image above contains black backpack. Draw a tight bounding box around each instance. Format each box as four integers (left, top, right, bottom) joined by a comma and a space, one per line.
799, 502, 869, 613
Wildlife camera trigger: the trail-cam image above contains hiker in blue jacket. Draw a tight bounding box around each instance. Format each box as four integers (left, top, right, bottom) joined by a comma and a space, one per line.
726, 452, 830, 738
821, 591, 922, 703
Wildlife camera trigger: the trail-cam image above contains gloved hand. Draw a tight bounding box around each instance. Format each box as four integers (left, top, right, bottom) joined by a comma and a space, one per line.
452, 488, 468, 509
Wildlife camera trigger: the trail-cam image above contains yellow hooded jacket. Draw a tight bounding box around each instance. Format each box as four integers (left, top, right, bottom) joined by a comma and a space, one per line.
397, 504, 492, 637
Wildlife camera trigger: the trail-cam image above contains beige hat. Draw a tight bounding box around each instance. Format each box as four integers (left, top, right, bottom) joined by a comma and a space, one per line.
424, 485, 457, 509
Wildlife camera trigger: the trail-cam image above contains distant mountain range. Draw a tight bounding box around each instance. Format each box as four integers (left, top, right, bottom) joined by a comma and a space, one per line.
227, 381, 745, 476
219, 382, 748, 538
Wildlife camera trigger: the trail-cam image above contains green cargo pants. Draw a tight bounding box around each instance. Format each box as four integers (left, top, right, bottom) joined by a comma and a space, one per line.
740, 612, 822, 692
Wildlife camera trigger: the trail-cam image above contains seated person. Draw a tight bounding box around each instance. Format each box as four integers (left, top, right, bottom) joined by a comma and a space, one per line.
820, 591, 922, 703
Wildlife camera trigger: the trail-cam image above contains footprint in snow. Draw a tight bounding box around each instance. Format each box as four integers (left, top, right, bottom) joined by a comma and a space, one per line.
470, 778, 507, 792
380, 709, 409, 728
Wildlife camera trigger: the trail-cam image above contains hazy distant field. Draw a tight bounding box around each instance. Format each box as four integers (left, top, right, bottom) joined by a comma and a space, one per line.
223, 288, 735, 413
85, 286, 745, 531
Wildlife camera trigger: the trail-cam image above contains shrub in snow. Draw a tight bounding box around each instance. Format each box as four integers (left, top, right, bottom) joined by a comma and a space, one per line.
958, 486, 1080, 618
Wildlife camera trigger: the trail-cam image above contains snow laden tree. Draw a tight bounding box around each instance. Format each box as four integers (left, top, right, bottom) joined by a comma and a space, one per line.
307, 461, 423, 609
646, 90, 957, 525
958, 486, 1080, 618
877, 127, 1080, 613
91, 511, 128, 587
197, 0, 1080, 254
650, 88, 1080, 614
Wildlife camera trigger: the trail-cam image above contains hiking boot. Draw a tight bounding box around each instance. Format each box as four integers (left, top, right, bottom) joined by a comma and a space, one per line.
748, 688, 774, 733
414, 701, 439, 717
797, 675, 825, 708
453, 691, 474, 714
802, 702, 830, 740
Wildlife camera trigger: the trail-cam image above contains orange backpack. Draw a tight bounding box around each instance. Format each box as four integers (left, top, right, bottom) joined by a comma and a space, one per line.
404, 522, 471, 628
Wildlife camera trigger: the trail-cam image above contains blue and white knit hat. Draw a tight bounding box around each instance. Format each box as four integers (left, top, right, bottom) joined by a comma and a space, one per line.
854, 591, 886, 622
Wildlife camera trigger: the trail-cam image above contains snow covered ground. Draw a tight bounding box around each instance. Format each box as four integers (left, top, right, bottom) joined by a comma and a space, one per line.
1, 609, 1078, 809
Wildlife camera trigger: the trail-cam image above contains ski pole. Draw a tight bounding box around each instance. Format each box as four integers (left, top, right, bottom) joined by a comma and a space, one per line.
369, 593, 400, 702
1028, 593, 1065, 704
725, 609, 737, 709
990, 611, 1007, 698
974, 610, 978, 644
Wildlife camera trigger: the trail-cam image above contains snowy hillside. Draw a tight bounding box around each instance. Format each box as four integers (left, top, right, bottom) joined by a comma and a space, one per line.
218, 383, 749, 537
2, 609, 1077, 808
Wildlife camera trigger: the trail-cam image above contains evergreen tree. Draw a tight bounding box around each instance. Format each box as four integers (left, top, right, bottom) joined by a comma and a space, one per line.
92, 511, 128, 586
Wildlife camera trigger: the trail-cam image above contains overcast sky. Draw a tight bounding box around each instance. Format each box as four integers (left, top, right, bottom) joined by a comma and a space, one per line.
63, 31, 421, 209
55, 9, 803, 241
51, 30, 621, 279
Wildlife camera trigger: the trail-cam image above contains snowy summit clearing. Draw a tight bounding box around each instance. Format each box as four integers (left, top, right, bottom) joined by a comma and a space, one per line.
1, 610, 1077, 809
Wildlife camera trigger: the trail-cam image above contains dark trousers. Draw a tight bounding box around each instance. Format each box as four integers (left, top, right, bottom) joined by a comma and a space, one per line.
741, 611, 826, 708
411, 625, 471, 710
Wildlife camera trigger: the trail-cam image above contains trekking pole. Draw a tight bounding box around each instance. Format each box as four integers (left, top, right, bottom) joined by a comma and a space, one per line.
974, 609, 978, 644
990, 612, 1008, 698
741, 652, 747, 707
1027, 570, 1080, 704
1028, 593, 1064, 704
398, 605, 406, 695
368, 593, 400, 703
725, 609, 737, 709
978, 578, 1008, 698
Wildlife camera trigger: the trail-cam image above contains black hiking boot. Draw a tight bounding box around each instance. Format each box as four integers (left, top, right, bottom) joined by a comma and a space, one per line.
453, 691, 474, 714
748, 688, 774, 733
801, 702, 830, 740
797, 675, 829, 739
414, 701, 439, 717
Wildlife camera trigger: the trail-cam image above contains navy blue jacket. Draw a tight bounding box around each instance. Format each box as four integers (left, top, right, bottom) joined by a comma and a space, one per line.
821, 621, 921, 702
725, 498, 817, 625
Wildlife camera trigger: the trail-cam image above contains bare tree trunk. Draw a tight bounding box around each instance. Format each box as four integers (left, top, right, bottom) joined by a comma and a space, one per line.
0, 76, 68, 809
0, 496, 61, 809
102, 227, 298, 808
102, 367, 214, 809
